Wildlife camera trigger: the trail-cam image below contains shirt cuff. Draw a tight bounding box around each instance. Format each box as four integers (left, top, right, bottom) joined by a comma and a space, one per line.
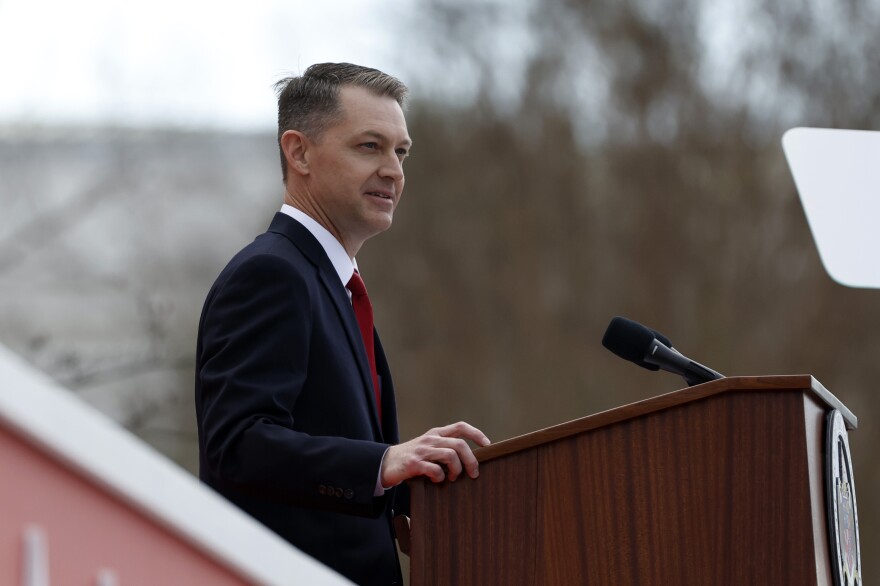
374, 446, 392, 496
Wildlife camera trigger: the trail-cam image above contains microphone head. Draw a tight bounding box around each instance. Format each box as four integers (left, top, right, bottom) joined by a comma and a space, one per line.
602, 316, 669, 371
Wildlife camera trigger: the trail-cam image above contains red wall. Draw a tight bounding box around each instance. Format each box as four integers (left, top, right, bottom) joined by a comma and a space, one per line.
0, 425, 251, 585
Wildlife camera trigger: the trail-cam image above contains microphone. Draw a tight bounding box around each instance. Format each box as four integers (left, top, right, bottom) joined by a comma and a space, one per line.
601, 316, 723, 386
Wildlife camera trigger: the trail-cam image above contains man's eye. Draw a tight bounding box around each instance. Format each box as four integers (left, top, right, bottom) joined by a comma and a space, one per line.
396, 148, 409, 158
362, 142, 378, 149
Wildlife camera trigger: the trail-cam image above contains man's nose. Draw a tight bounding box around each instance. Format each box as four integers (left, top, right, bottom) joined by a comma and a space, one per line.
379, 153, 404, 182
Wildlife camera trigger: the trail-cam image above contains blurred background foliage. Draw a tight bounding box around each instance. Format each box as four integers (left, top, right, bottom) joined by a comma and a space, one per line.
1, 0, 878, 579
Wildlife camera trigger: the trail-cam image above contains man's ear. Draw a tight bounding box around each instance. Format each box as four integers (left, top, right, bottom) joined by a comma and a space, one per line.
280, 130, 310, 177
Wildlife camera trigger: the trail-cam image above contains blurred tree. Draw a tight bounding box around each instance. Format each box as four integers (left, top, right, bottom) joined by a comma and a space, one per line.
361, 0, 880, 578
0, 130, 280, 470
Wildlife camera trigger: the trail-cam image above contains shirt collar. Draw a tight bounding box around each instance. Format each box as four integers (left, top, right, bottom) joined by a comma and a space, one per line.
280, 204, 357, 287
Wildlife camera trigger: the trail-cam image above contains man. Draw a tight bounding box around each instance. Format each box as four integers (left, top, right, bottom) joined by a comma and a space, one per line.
194, 63, 490, 586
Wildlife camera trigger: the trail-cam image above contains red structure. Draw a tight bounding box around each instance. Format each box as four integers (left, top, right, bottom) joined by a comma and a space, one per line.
0, 345, 350, 585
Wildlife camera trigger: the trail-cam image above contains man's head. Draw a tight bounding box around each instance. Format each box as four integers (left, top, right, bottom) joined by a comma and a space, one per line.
275, 63, 409, 183
276, 64, 412, 257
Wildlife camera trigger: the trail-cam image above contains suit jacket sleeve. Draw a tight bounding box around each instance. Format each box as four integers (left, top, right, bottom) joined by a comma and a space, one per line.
197, 251, 389, 517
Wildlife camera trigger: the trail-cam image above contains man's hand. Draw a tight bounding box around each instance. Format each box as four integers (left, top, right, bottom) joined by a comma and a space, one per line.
381, 422, 490, 488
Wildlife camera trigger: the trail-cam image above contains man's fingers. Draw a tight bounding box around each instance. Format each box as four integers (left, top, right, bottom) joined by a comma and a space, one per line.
433, 421, 491, 447
419, 429, 483, 480
415, 460, 446, 483
382, 422, 490, 486
412, 442, 463, 481
444, 438, 478, 479
440, 436, 483, 478
436, 446, 465, 481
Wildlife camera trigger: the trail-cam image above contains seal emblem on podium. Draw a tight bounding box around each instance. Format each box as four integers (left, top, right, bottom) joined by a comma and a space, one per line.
826, 409, 861, 586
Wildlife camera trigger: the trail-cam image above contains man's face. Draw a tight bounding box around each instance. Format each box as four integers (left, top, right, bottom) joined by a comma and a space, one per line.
299, 85, 411, 254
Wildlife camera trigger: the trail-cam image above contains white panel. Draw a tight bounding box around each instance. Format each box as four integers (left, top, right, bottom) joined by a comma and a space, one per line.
783, 127, 880, 289
95, 569, 119, 586
21, 526, 49, 586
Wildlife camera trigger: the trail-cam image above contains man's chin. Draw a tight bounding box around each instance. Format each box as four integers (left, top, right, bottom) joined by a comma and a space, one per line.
358, 216, 394, 244
371, 213, 394, 233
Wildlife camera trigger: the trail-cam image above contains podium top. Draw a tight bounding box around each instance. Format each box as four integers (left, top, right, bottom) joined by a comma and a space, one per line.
475, 375, 856, 464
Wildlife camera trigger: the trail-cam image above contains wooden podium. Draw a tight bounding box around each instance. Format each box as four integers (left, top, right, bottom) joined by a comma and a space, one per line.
409, 375, 858, 585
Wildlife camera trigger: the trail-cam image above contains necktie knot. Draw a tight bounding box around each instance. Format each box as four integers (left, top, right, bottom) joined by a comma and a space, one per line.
347, 271, 368, 297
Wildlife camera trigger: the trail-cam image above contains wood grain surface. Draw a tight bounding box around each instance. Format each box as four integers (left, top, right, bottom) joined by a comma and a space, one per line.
410, 377, 848, 585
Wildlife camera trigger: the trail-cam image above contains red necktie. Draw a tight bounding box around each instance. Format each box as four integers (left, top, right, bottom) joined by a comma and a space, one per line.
347, 271, 381, 421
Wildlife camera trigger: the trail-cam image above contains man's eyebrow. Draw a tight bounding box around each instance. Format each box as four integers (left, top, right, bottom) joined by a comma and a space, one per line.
361, 129, 413, 149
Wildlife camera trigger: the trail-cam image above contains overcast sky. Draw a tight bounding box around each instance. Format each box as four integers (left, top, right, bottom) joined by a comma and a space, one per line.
0, 0, 412, 130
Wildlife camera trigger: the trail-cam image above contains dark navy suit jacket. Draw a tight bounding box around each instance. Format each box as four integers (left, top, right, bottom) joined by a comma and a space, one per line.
195, 212, 407, 586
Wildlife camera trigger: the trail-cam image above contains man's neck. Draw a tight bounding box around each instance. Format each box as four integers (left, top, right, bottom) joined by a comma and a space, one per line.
283, 190, 362, 257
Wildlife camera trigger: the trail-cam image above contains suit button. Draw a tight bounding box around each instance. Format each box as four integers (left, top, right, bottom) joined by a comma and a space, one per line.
335, 488, 344, 498
319, 485, 327, 495
344, 489, 354, 500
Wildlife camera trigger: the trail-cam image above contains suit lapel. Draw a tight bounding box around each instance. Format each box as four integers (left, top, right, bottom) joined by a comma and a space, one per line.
374, 331, 398, 443
267, 213, 384, 439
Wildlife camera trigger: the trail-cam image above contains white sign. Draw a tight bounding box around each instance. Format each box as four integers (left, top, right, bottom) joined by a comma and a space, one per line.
783, 127, 880, 289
